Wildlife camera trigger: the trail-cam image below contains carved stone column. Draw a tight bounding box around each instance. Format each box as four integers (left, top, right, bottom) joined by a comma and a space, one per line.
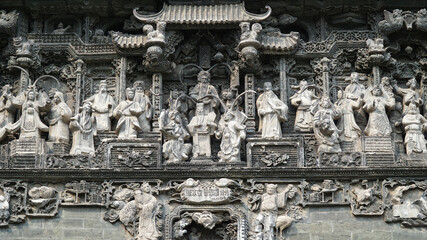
19, 68, 29, 93
279, 57, 288, 104
116, 57, 127, 102
320, 57, 330, 95
244, 73, 256, 132
74, 59, 85, 115
152, 73, 162, 131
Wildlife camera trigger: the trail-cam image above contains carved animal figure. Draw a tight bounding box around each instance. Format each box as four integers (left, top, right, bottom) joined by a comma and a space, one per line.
275, 212, 293, 238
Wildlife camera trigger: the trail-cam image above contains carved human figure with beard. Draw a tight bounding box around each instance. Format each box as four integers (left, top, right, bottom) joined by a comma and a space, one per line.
189, 71, 220, 120
133, 81, 152, 132
84, 80, 116, 131
290, 80, 318, 132
257, 82, 288, 139
69, 102, 97, 155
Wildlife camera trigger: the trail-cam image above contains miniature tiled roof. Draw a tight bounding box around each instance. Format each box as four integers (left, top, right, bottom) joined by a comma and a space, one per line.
133, 2, 271, 24
260, 31, 299, 53
110, 31, 146, 48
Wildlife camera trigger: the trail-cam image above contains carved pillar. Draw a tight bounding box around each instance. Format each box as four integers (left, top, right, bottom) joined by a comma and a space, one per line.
320, 57, 330, 95
279, 57, 288, 104
117, 57, 127, 101
74, 59, 85, 115
152, 73, 162, 131
19, 68, 29, 93
372, 65, 381, 86
244, 73, 256, 132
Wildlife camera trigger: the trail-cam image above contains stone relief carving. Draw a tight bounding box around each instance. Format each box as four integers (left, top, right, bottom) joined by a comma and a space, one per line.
84, 80, 116, 132
0, 1, 427, 238
256, 82, 288, 139
113, 88, 143, 139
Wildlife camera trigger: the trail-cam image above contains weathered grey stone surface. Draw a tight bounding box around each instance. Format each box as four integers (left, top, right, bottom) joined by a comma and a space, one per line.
0, 0, 427, 239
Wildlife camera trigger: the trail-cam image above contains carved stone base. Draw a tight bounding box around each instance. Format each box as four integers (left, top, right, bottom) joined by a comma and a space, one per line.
46, 142, 71, 155
363, 136, 395, 166
399, 154, 427, 167
9, 138, 47, 156
102, 136, 161, 169
246, 137, 303, 167
8, 139, 47, 168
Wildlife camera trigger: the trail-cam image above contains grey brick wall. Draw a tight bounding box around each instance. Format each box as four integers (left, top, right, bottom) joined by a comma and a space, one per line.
1, 206, 425, 240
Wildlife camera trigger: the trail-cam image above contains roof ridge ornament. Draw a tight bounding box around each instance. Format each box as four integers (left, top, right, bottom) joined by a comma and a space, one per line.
133, 2, 271, 24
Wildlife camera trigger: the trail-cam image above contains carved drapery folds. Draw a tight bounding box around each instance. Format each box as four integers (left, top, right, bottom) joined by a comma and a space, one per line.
1, 1, 427, 238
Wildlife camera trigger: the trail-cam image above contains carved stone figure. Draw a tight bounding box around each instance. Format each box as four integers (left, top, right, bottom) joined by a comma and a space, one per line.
69, 102, 97, 155
313, 97, 342, 153
85, 80, 116, 131
239, 22, 262, 42
366, 38, 385, 54
144, 21, 166, 43
187, 102, 217, 158
363, 86, 395, 137
0, 85, 16, 128
290, 80, 318, 132
344, 72, 365, 100
335, 90, 363, 142
393, 77, 423, 114
52, 22, 71, 34
0, 193, 9, 225
254, 184, 296, 240
380, 77, 394, 98
6, 86, 49, 139
189, 71, 220, 118
402, 102, 427, 154
134, 183, 161, 240
378, 9, 403, 34
256, 82, 288, 139
13, 36, 32, 56
133, 81, 152, 132
161, 110, 192, 163
113, 88, 143, 139
215, 110, 246, 162
90, 29, 110, 44
416, 8, 427, 31
46, 91, 72, 143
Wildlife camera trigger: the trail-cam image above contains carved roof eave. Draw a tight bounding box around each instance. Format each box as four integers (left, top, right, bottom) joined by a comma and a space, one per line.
133, 2, 271, 24
260, 31, 300, 55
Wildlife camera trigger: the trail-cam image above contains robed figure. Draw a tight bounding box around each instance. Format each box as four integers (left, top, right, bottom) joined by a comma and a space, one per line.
363, 86, 395, 137
334, 90, 363, 142
0, 85, 16, 129
113, 88, 143, 138
402, 102, 427, 154
290, 80, 318, 132
85, 80, 116, 131
215, 110, 246, 162
69, 102, 97, 155
133, 81, 152, 131
189, 71, 220, 119
313, 97, 342, 153
393, 77, 423, 114
46, 91, 72, 143
256, 82, 288, 139
119, 183, 161, 240
187, 102, 217, 158
6, 86, 49, 139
